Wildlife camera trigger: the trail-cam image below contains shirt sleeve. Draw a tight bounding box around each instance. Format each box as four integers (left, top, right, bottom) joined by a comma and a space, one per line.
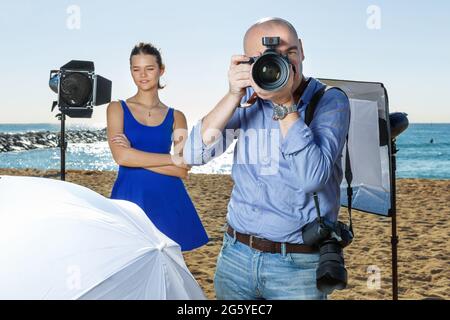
183, 106, 241, 166
280, 88, 350, 193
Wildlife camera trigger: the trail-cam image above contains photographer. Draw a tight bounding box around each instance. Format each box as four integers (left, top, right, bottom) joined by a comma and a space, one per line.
184, 18, 350, 300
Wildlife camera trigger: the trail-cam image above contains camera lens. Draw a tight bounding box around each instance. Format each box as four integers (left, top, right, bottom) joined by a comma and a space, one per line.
252, 52, 290, 92
260, 61, 281, 84
316, 239, 348, 294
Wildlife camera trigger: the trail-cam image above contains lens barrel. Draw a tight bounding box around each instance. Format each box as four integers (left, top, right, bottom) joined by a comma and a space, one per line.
252, 51, 290, 91
316, 239, 348, 294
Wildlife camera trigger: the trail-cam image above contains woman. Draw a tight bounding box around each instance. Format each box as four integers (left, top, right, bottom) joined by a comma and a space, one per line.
107, 42, 208, 251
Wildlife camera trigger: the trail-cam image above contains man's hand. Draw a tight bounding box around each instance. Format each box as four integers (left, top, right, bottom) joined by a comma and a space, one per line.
111, 134, 131, 148
171, 153, 192, 170
250, 63, 296, 106
228, 55, 252, 100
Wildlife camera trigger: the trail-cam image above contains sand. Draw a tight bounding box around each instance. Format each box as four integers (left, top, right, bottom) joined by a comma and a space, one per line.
0, 168, 448, 300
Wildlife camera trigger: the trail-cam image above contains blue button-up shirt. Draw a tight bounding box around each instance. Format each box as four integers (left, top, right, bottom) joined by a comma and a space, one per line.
184, 77, 350, 244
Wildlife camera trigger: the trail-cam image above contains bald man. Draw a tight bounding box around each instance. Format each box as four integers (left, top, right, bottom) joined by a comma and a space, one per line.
184, 17, 350, 300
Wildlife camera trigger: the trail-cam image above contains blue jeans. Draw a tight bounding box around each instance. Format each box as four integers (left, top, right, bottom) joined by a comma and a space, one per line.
214, 232, 327, 300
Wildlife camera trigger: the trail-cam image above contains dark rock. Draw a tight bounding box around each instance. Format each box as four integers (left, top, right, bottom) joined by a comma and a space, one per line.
0, 128, 107, 153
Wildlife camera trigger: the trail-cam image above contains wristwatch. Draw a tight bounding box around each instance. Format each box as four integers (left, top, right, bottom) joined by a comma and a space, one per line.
272, 103, 298, 120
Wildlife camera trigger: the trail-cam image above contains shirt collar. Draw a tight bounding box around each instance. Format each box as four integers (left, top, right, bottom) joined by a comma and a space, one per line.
297, 77, 324, 111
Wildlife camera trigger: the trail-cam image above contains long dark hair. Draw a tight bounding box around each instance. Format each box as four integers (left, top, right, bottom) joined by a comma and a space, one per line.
129, 42, 165, 89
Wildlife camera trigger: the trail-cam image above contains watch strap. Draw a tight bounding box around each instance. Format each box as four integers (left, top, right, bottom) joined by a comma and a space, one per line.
285, 104, 298, 114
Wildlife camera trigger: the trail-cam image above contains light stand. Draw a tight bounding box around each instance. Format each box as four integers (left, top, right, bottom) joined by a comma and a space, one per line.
389, 112, 409, 300
49, 60, 112, 181
57, 112, 67, 181
391, 138, 399, 300
50, 101, 68, 181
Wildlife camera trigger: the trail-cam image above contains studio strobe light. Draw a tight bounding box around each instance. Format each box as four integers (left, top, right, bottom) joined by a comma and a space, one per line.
49, 60, 111, 118
49, 60, 112, 180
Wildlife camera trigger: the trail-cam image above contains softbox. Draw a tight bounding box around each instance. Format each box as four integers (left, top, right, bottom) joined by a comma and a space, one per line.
319, 79, 392, 216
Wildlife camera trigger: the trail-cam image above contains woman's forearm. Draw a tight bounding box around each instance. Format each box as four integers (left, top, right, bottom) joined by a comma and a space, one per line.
116, 147, 173, 168
144, 165, 188, 179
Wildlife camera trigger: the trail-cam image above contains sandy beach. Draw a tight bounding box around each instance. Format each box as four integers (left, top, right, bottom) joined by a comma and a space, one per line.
1, 168, 448, 300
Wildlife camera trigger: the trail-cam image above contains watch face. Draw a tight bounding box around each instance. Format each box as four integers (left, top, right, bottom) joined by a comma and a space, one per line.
273, 105, 286, 120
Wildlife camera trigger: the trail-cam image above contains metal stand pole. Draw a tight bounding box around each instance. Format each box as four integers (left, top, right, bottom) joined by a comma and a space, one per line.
391, 139, 399, 300
57, 112, 67, 181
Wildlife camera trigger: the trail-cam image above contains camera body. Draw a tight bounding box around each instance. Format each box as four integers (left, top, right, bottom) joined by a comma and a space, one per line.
302, 217, 354, 294
246, 36, 292, 92
302, 218, 353, 248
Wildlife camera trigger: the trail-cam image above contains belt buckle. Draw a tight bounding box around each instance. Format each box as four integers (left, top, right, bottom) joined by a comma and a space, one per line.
249, 235, 254, 249
249, 235, 262, 251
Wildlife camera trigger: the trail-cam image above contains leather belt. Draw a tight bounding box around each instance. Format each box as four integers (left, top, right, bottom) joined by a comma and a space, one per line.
227, 225, 318, 254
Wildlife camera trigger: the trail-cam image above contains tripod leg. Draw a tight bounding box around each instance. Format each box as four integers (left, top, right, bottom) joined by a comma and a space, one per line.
60, 113, 66, 181
391, 139, 399, 300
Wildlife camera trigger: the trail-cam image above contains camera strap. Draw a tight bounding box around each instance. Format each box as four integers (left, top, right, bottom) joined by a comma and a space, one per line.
304, 85, 354, 235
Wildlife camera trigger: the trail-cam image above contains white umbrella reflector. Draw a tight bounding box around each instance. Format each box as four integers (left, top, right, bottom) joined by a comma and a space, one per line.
0, 175, 205, 300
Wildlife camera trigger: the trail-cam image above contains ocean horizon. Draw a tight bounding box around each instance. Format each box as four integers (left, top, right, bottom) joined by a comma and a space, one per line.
1, 123, 449, 179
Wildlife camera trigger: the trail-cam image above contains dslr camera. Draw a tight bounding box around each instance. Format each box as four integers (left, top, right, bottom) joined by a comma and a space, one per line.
245, 36, 294, 91
302, 217, 354, 294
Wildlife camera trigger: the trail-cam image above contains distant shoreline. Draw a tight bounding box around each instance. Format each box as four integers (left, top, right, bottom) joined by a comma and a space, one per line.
1, 123, 449, 179
0, 129, 106, 153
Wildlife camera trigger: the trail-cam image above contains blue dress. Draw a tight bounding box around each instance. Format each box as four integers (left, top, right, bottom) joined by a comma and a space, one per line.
110, 100, 208, 251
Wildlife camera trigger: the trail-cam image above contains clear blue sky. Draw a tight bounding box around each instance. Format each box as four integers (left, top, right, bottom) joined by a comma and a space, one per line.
0, 0, 449, 125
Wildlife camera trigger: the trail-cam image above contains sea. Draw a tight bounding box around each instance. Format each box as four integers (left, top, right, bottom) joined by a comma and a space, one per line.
0, 123, 449, 179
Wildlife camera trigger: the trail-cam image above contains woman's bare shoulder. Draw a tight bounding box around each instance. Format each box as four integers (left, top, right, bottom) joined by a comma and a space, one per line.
173, 109, 187, 123
107, 100, 123, 113
172, 109, 187, 130
173, 109, 186, 120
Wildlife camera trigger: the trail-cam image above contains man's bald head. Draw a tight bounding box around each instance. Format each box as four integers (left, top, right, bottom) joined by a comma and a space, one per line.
244, 17, 299, 50
243, 17, 305, 96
